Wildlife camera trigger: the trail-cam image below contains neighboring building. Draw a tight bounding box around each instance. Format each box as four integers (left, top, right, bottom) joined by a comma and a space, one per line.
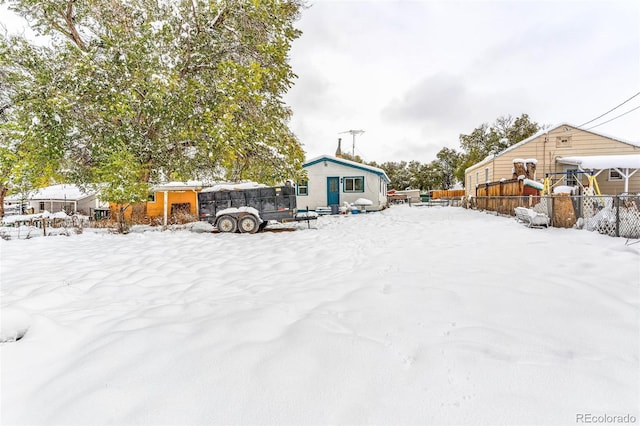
387, 189, 421, 204
297, 155, 390, 211
112, 181, 203, 225
4, 184, 109, 218
464, 123, 640, 197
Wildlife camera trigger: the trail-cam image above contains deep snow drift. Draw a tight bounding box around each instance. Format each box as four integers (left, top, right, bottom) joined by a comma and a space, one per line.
1, 205, 638, 425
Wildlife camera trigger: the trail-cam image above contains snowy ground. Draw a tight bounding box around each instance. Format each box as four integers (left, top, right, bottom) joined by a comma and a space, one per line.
1, 205, 638, 425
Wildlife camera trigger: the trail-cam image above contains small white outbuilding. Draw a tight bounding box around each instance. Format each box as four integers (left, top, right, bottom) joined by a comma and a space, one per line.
4, 184, 109, 218
297, 155, 390, 212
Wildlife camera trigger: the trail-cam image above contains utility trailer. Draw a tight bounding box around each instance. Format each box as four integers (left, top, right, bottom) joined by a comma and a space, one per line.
197, 185, 298, 233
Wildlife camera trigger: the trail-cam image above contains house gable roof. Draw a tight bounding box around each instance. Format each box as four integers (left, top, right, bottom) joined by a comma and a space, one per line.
304, 155, 391, 183
465, 123, 640, 172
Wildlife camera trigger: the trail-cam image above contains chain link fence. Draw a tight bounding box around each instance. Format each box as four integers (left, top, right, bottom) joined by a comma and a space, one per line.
470, 194, 640, 239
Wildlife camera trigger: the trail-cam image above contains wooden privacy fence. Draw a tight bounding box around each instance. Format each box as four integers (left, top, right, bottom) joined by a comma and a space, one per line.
475, 179, 543, 214
431, 189, 465, 199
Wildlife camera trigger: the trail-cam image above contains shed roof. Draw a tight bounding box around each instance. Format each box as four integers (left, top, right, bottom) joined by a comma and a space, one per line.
304, 155, 391, 183
151, 181, 204, 191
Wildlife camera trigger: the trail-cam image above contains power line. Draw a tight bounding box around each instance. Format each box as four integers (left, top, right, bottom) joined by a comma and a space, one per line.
584, 104, 640, 130
577, 91, 640, 128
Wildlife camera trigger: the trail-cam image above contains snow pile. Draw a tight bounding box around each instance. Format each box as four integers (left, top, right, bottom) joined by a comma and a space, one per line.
1, 210, 68, 225
1, 206, 638, 425
585, 207, 616, 231
187, 221, 215, 233
296, 211, 318, 218
354, 198, 373, 205
554, 185, 575, 194
0, 307, 31, 343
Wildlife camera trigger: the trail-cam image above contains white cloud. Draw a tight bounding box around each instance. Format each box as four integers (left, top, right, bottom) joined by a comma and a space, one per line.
3, 2, 638, 164
286, 0, 640, 163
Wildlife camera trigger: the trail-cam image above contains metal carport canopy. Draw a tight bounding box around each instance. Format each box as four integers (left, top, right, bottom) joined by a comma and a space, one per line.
557, 154, 640, 193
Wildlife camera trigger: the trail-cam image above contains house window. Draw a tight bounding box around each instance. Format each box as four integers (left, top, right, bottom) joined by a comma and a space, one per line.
297, 181, 308, 196
608, 169, 623, 181
556, 136, 572, 148
344, 176, 364, 192
566, 169, 578, 186
148, 193, 156, 202
485, 168, 489, 183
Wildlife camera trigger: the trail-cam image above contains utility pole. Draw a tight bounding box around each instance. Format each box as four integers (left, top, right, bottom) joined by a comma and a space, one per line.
339, 129, 365, 157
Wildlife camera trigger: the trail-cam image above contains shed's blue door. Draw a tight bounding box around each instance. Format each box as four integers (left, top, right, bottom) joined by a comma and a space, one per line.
327, 177, 339, 206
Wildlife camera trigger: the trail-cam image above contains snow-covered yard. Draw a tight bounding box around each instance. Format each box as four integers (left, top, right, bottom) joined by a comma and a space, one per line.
1, 205, 638, 425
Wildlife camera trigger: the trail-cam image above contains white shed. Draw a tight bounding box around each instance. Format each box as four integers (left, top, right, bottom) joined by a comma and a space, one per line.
297, 155, 390, 212
5, 184, 109, 218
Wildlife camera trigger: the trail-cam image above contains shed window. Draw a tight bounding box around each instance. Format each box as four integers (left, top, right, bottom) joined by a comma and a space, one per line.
148, 193, 156, 202
608, 169, 623, 181
297, 181, 308, 196
344, 177, 364, 192
39, 202, 45, 211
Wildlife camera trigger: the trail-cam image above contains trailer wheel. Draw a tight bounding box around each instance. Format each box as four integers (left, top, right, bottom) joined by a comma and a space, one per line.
216, 215, 238, 233
238, 215, 259, 234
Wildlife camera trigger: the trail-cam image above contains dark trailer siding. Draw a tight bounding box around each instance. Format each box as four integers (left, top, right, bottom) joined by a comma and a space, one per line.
198, 186, 297, 223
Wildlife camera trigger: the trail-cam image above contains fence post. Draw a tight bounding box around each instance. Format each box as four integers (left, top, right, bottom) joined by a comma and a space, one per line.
615, 196, 620, 238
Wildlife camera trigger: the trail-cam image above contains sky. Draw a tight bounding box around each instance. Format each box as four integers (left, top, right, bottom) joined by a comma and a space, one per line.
2, 205, 638, 424
1, 1, 639, 165
284, 0, 640, 163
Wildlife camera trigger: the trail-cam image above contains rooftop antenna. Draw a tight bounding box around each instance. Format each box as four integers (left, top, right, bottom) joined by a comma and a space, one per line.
339, 129, 365, 157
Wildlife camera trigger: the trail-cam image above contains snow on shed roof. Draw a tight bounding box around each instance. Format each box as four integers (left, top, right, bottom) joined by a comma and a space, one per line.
151, 181, 204, 191
201, 182, 267, 192
304, 155, 391, 183
557, 154, 640, 170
